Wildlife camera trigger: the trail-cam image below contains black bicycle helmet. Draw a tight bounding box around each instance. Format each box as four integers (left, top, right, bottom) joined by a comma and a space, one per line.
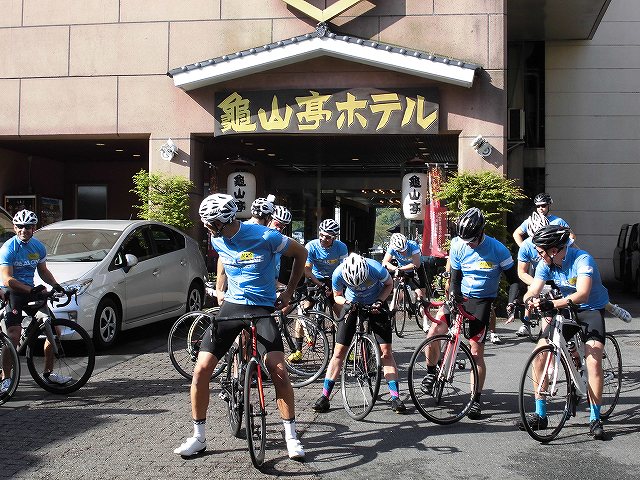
456, 207, 485, 241
531, 225, 571, 250
533, 193, 553, 206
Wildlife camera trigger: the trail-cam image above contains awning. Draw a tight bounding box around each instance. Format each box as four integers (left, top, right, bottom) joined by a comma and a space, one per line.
168, 23, 481, 91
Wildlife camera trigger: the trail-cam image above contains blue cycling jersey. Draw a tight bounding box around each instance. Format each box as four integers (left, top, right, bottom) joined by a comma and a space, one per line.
0, 235, 47, 287
450, 235, 514, 299
332, 258, 390, 305
518, 214, 569, 238
305, 238, 348, 279
534, 247, 609, 310
212, 222, 289, 307
385, 239, 421, 267
517, 238, 541, 267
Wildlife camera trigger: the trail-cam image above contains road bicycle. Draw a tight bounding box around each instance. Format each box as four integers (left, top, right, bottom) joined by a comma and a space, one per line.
216, 310, 293, 468
389, 269, 434, 337
297, 283, 339, 353
0, 330, 19, 405
0, 288, 95, 399
407, 296, 480, 424
339, 302, 383, 420
168, 304, 328, 388
518, 299, 622, 442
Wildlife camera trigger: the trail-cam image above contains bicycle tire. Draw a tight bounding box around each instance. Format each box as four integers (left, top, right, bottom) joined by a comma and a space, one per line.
340, 334, 381, 420
391, 284, 408, 338
526, 314, 543, 343
0, 331, 20, 405
306, 309, 337, 353
518, 344, 571, 442
223, 344, 244, 438
245, 358, 267, 468
407, 334, 478, 425
283, 315, 329, 388
26, 318, 95, 395
168, 310, 224, 381
600, 333, 622, 419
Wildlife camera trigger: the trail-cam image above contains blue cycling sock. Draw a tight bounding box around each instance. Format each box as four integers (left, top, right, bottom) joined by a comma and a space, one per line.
535, 399, 547, 418
387, 380, 399, 399
590, 403, 601, 422
322, 378, 335, 398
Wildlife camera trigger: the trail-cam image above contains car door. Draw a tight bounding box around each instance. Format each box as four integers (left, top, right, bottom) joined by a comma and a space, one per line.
148, 224, 188, 312
613, 224, 629, 281
117, 226, 164, 322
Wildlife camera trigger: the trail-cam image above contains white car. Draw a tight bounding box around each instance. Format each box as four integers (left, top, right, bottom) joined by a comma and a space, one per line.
0, 206, 12, 247
34, 220, 208, 349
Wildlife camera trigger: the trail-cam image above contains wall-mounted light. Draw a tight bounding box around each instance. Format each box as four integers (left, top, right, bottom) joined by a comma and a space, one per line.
471, 135, 492, 157
160, 139, 178, 161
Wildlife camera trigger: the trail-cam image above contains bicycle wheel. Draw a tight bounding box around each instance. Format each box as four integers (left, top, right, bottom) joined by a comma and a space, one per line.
393, 286, 408, 338
0, 331, 20, 405
283, 315, 329, 388
408, 335, 478, 425
600, 333, 622, 419
222, 344, 244, 438
340, 334, 381, 420
526, 314, 543, 343
26, 318, 95, 395
168, 311, 224, 381
244, 358, 267, 468
307, 309, 337, 353
518, 344, 571, 442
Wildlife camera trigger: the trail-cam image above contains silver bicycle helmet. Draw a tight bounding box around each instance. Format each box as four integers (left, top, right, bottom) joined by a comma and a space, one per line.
456, 207, 485, 241
319, 219, 340, 236
12, 209, 38, 225
534, 193, 553, 206
199, 194, 238, 224
389, 233, 408, 252
250, 197, 275, 218
272, 205, 292, 225
527, 211, 550, 235
342, 253, 369, 287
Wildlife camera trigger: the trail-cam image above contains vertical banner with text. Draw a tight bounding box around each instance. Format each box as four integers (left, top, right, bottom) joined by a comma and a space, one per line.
422, 165, 448, 257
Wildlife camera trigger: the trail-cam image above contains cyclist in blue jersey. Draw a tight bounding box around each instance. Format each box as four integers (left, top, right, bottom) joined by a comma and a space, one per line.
513, 193, 574, 247
174, 194, 308, 460
382, 232, 430, 329
425, 208, 521, 420
313, 253, 407, 414
304, 219, 348, 316
269, 205, 293, 286
246, 195, 275, 226
0, 209, 67, 393
518, 225, 610, 440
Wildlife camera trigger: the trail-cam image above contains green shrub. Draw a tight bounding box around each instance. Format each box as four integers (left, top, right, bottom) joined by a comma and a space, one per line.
131, 170, 194, 231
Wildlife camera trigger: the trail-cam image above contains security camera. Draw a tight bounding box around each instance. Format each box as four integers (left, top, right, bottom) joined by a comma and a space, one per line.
471, 135, 492, 157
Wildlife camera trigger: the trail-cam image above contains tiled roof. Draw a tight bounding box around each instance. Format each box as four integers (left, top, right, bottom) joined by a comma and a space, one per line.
168, 23, 481, 90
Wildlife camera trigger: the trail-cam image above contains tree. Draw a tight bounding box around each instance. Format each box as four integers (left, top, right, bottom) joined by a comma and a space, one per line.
131, 170, 194, 231
436, 171, 526, 243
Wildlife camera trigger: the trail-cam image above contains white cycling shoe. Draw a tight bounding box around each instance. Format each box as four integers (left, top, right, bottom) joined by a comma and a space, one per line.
286, 438, 305, 461
609, 304, 632, 323
44, 372, 73, 385
174, 436, 206, 457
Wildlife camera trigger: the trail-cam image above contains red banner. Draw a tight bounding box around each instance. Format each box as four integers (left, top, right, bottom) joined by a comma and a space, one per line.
422, 166, 448, 257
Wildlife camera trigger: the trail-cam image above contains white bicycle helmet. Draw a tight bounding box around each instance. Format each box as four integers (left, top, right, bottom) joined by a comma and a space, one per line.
389, 233, 408, 252
199, 194, 238, 224
342, 253, 369, 287
250, 197, 275, 218
319, 219, 340, 236
12, 209, 38, 225
272, 205, 292, 225
527, 211, 550, 235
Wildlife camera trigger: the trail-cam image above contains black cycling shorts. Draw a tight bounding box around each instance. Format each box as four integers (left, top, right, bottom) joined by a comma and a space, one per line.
460, 297, 494, 344
336, 302, 392, 346
542, 308, 606, 344
399, 265, 428, 290
4, 291, 43, 328
199, 302, 284, 360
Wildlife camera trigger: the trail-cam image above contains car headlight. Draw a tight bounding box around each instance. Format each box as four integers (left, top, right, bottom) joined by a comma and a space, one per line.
61, 278, 93, 296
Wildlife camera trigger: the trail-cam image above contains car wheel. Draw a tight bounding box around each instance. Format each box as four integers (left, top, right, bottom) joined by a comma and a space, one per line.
93, 298, 121, 350
187, 281, 204, 313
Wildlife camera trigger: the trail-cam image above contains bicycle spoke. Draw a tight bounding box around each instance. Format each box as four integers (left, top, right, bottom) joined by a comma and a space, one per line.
600, 334, 622, 419
245, 360, 267, 467
341, 336, 381, 420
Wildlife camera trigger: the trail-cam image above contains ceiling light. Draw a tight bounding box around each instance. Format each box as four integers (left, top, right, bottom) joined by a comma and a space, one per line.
115, 149, 124, 152
418, 147, 427, 150
96, 143, 105, 146
245, 142, 253, 146
133, 154, 141, 157
352, 157, 359, 161
257, 148, 266, 151
267, 153, 275, 157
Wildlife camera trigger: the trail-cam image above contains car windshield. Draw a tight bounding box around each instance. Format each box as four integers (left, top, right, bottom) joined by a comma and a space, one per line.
35, 229, 123, 262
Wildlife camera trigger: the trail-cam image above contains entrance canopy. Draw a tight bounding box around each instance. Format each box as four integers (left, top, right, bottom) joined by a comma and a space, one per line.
168, 23, 480, 91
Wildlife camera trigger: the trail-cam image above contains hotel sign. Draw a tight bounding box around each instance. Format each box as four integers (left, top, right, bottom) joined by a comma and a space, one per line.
214, 88, 438, 136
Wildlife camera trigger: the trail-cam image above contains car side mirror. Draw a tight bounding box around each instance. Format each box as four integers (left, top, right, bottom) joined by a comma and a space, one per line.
123, 253, 139, 273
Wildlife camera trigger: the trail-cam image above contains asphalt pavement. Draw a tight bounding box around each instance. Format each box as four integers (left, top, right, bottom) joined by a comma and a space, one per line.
1, 284, 640, 479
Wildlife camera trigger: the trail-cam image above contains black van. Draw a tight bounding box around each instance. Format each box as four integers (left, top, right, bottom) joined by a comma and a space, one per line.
613, 223, 640, 294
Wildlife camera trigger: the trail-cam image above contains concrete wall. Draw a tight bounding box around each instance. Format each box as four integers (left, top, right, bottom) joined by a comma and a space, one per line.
546, 0, 640, 281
